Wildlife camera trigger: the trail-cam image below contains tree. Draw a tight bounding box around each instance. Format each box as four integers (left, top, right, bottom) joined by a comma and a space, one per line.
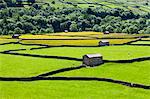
0, 3, 7, 9
144, 27, 150, 34
128, 25, 138, 34
70, 22, 78, 32
32, 4, 41, 10
22, 22, 34, 33
93, 24, 102, 32
138, 30, 144, 34
0, 29, 2, 35
14, 27, 24, 34
105, 25, 114, 33
51, 18, 61, 32
51, 1, 55, 4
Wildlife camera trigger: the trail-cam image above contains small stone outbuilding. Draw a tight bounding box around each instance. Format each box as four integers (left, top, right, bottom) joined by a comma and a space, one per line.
12, 34, 21, 39
103, 31, 110, 34
83, 54, 103, 67
64, 30, 68, 33
99, 40, 109, 46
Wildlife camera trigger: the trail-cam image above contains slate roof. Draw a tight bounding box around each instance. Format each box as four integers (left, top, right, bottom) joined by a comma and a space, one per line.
85, 54, 102, 58
100, 40, 109, 42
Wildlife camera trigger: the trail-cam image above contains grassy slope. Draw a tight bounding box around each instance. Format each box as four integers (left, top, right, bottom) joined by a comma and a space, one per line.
0, 44, 80, 77
0, 45, 150, 99
0, 53, 80, 77
43, 0, 150, 14
1, 81, 150, 99
54, 61, 150, 85
18, 45, 150, 60
0, 39, 150, 98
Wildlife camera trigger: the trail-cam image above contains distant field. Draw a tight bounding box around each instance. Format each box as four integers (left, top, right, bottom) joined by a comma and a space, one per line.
20, 32, 103, 39
142, 38, 150, 40
19, 32, 139, 46
41, 0, 150, 14
0, 39, 18, 44
0, 44, 40, 52
20, 32, 149, 39
20, 39, 136, 46
50, 32, 144, 39
18, 45, 150, 60
131, 41, 150, 44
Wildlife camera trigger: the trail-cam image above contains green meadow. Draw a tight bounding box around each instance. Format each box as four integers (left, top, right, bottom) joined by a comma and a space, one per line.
0, 34, 150, 98
18, 45, 150, 60
1, 81, 150, 99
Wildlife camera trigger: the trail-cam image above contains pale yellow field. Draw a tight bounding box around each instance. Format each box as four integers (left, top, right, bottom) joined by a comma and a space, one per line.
0, 35, 12, 39
21, 39, 136, 46
19, 32, 140, 40
142, 38, 150, 40
20, 35, 93, 39
0, 39, 18, 44
49, 32, 103, 36
20, 32, 103, 39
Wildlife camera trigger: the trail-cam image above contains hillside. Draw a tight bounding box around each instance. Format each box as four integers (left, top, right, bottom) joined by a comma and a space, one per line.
0, 0, 150, 35
1, 0, 150, 14
41, 0, 150, 14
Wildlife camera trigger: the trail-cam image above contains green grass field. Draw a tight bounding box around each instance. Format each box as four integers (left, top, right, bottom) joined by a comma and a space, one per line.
0, 53, 80, 77
18, 45, 150, 60
42, 0, 150, 14
0, 44, 40, 52
0, 33, 150, 98
1, 81, 150, 99
54, 61, 150, 85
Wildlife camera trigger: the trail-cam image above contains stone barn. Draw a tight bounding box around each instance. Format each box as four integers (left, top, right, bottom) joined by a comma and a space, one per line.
64, 30, 68, 33
12, 34, 21, 39
83, 54, 103, 67
103, 31, 110, 34
99, 40, 109, 46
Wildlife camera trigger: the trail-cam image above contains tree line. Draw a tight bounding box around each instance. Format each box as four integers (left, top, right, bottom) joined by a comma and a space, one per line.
0, 3, 150, 35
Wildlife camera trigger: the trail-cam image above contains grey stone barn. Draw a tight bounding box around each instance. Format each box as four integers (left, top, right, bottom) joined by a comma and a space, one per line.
99, 40, 109, 46
12, 34, 21, 39
64, 30, 68, 33
83, 54, 103, 67
103, 31, 110, 34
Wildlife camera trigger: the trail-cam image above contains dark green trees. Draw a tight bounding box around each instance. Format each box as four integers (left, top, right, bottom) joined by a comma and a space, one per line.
0, 5, 149, 35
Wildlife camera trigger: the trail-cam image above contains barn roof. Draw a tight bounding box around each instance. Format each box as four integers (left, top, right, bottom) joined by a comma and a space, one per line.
13, 34, 20, 36
85, 54, 102, 58
104, 31, 109, 33
100, 40, 109, 42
